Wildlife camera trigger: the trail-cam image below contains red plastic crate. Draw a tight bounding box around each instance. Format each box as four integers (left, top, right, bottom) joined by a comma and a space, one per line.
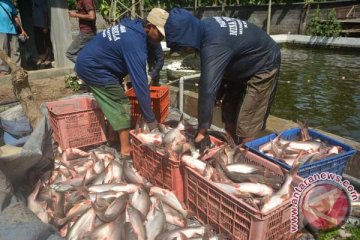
129, 129, 223, 202
125, 86, 169, 128
184, 149, 303, 240
46, 97, 107, 150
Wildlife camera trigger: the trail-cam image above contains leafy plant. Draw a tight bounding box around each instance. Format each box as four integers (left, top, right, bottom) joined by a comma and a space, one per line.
64, 75, 81, 92
67, 0, 76, 10
306, 6, 341, 37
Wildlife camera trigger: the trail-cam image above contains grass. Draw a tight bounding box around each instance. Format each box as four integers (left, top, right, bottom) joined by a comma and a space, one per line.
318, 225, 360, 240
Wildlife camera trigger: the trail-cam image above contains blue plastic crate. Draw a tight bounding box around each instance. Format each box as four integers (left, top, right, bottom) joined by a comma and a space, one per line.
244, 128, 357, 178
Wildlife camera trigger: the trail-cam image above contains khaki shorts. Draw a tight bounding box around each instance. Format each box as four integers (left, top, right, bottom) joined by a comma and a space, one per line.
221, 68, 279, 138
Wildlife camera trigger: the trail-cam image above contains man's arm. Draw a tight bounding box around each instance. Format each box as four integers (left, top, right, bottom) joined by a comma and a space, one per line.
149, 43, 164, 79
68, 9, 95, 21
14, 16, 28, 38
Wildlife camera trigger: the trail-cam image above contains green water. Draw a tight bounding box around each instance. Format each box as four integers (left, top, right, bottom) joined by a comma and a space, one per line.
160, 46, 360, 142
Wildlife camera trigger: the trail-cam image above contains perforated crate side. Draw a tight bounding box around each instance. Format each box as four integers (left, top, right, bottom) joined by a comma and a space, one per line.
183, 149, 302, 240
52, 109, 106, 149
129, 130, 183, 202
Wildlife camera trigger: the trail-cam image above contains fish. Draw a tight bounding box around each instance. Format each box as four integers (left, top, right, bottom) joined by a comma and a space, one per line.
66, 207, 96, 240
181, 155, 207, 175
297, 120, 311, 141
150, 187, 193, 218
82, 212, 126, 240
131, 187, 151, 217
27, 181, 49, 224
127, 204, 147, 240
161, 202, 187, 227
260, 163, 300, 213
154, 225, 214, 240
55, 199, 91, 227
213, 182, 273, 198
146, 199, 167, 240
95, 193, 128, 222
88, 183, 139, 193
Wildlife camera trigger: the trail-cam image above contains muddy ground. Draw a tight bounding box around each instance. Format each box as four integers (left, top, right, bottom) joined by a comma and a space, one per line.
0, 75, 79, 108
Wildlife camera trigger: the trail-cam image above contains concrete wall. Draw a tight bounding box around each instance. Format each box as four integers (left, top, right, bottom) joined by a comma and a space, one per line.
188, 1, 359, 34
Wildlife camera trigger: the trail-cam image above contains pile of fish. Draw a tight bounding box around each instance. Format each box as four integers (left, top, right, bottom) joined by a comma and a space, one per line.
132, 115, 300, 215
180, 134, 300, 214
258, 122, 344, 166
133, 115, 205, 160
26, 145, 227, 239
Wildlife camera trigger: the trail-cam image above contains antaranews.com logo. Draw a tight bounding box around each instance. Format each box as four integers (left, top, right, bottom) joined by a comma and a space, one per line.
291, 172, 358, 233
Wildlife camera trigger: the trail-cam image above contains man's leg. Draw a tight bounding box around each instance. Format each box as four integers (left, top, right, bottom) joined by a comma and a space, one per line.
118, 129, 131, 157
9, 34, 21, 67
66, 33, 95, 63
236, 68, 279, 141
0, 34, 10, 74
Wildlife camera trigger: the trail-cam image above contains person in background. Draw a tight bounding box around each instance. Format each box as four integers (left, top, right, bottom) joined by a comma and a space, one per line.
164, 8, 281, 149
32, 0, 53, 68
66, 0, 96, 63
75, 8, 169, 158
0, 0, 28, 76
147, 38, 164, 86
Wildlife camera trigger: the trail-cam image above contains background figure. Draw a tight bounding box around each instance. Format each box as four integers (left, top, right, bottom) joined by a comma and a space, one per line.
32, 0, 53, 69
0, 0, 28, 76
147, 38, 164, 86
66, 0, 96, 63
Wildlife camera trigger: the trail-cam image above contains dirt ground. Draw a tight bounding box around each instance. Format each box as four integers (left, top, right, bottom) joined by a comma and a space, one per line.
0, 75, 81, 108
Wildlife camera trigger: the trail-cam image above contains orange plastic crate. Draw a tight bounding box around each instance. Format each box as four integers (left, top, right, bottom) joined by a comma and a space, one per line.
184, 149, 303, 240
129, 130, 223, 202
125, 86, 169, 128
46, 97, 107, 150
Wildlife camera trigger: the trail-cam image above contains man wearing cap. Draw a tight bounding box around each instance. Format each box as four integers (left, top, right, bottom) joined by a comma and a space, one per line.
75, 8, 169, 158
164, 8, 281, 149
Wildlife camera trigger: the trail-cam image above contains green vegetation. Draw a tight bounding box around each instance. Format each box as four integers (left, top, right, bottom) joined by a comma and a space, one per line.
318, 225, 360, 240
306, 6, 341, 37
67, 0, 76, 10
64, 75, 81, 92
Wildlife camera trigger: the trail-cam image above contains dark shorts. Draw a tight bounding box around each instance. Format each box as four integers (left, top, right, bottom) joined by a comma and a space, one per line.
88, 84, 131, 131
221, 68, 279, 138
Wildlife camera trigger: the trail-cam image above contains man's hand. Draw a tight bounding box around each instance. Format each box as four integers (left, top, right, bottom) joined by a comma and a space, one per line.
68, 11, 77, 18
194, 130, 211, 154
147, 120, 158, 131
20, 30, 28, 39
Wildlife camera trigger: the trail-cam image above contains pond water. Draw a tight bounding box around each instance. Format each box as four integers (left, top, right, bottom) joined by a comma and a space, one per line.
159, 45, 360, 142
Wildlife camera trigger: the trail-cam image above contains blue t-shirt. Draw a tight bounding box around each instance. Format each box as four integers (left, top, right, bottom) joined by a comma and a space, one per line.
0, 0, 18, 34
75, 18, 156, 123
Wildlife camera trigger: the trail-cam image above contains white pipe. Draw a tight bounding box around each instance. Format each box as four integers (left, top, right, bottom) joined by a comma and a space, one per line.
178, 73, 200, 112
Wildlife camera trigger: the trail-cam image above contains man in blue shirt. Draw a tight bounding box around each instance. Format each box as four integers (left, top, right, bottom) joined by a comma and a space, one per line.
164, 8, 281, 148
0, 0, 28, 75
75, 8, 169, 158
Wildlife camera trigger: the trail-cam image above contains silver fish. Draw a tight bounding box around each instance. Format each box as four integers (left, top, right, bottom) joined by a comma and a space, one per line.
150, 187, 193, 218
66, 207, 96, 240
127, 204, 147, 240
146, 199, 166, 240
261, 164, 300, 213
131, 187, 151, 217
